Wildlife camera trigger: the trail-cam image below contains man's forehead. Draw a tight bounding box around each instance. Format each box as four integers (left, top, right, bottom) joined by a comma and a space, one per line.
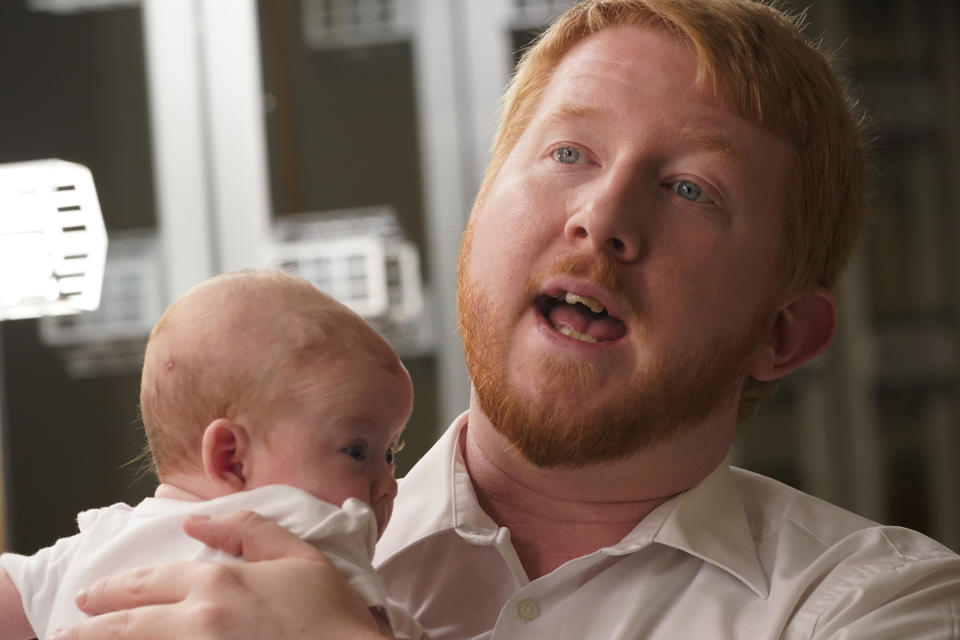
544, 24, 761, 119
554, 25, 695, 78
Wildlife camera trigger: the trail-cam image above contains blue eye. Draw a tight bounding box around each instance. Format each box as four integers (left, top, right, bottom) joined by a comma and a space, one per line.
553, 146, 581, 164
343, 443, 367, 462
674, 180, 714, 203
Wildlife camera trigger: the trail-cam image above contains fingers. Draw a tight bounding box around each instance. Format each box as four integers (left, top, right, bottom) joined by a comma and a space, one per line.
54, 512, 386, 640
57, 557, 391, 640
183, 510, 327, 562
65, 561, 270, 639
71, 512, 326, 618
74, 563, 191, 616
50, 605, 177, 640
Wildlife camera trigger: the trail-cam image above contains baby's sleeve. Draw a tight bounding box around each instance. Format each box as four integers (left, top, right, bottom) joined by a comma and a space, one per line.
0, 532, 84, 639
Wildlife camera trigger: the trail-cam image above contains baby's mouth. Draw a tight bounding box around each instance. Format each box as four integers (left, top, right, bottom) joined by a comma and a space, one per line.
534, 291, 627, 343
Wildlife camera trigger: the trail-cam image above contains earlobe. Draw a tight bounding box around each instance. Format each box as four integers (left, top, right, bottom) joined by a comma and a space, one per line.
751, 288, 837, 382
201, 419, 250, 493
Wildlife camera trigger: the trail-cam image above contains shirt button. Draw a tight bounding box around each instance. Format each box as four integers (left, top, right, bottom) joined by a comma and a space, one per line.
518, 598, 540, 622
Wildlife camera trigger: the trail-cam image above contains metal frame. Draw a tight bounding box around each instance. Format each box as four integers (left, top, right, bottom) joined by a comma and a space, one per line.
141, 0, 216, 300
410, 0, 475, 427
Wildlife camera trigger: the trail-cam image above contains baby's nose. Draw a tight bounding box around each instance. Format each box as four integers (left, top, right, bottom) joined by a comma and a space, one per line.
373, 471, 398, 503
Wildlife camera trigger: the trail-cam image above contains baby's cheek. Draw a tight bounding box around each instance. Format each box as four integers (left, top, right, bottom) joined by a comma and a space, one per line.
377, 501, 394, 539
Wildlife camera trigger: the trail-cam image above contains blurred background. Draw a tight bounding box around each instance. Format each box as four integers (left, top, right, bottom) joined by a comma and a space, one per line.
0, 0, 957, 560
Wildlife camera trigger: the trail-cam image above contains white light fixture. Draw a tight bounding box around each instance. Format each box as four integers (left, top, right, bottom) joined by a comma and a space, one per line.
0, 159, 108, 321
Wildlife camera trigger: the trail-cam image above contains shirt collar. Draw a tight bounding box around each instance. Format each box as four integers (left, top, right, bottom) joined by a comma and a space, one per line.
376, 413, 769, 598
375, 411, 477, 564
612, 462, 770, 598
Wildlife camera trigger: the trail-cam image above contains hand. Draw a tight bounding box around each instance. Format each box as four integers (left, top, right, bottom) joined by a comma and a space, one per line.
50, 511, 390, 640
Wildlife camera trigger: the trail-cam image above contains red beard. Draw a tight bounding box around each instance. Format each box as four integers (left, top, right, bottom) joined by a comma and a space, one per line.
457, 234, 771, 469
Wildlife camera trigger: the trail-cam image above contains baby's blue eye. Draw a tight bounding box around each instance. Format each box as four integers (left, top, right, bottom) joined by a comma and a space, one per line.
553, 146, 581, 164
674, 180, 714, 203
343, 443, 367, 462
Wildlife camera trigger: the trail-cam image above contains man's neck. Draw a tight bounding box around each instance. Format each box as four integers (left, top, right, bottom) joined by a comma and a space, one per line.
461, 400, 735, 580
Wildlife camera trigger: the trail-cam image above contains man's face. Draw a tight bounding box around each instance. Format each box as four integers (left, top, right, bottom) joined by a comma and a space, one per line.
458, 26, 792, 467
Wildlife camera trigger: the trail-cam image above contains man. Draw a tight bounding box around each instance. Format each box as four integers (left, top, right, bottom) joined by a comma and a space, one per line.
51, 1, 960, 639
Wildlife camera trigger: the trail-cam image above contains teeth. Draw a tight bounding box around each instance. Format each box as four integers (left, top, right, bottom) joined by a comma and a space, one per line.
557, 326, 598, 343
563, 292, 605, 314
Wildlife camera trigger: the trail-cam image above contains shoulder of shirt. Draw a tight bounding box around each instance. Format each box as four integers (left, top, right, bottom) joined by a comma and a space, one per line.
728, 466, 874, 541
727, 468, 960, 636
728, 465, 959, 576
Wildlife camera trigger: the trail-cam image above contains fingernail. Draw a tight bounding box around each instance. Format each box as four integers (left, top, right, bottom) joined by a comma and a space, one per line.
75, 588, 87, 608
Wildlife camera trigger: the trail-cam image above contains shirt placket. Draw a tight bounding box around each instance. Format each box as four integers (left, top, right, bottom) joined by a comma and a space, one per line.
489, 547, 642, 639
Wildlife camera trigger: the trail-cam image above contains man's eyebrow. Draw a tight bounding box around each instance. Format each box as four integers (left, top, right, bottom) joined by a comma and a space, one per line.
538, 107, 743, 169
539, 104, 605, 126
679, 128, 741, 168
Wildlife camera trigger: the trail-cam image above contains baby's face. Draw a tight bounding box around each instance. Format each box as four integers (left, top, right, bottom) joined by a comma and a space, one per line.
252, 359, 413, 538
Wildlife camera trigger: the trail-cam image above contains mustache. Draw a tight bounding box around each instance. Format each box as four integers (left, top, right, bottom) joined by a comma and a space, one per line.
526, 252, 636, 318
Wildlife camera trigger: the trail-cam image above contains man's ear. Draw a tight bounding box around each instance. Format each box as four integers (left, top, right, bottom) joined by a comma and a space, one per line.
751, 288, 837, 382
201, 419, 251, 493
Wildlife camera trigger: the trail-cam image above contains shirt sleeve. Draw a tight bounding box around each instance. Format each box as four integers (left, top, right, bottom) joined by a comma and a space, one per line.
0, 532, 85, 639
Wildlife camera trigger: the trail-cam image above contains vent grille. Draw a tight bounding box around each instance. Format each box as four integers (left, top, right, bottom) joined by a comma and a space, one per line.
511, 0, 577, 29
27, 0, 139, 15
302, 0, 412, 49
269, 206, 427, 354
276, 236, 389, 318
39, 233, 161, 378
39, 233, 160, 345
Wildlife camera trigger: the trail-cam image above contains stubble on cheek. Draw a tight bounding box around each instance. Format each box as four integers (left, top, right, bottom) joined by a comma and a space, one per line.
457, 212, 775, 468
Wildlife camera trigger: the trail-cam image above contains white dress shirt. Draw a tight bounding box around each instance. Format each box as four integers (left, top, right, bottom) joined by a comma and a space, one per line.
375, 413, 960, 639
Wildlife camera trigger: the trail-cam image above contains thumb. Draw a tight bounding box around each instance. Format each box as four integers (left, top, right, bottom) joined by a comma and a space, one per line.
183, 510, 328, 563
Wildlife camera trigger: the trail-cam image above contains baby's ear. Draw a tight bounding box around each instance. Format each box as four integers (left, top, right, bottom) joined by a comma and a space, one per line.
201, 419, 250, 493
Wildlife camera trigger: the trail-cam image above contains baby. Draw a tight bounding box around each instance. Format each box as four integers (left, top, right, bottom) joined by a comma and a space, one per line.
0, 269, 421, 639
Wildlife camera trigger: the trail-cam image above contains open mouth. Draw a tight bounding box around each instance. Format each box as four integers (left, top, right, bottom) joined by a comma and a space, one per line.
534, 290, 627, 343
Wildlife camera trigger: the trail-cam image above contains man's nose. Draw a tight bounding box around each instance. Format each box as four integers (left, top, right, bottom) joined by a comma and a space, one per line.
563, 171, 645, 262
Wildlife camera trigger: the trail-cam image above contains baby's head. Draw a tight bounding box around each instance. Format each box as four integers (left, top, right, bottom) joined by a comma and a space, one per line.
140, 269, 412, 536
